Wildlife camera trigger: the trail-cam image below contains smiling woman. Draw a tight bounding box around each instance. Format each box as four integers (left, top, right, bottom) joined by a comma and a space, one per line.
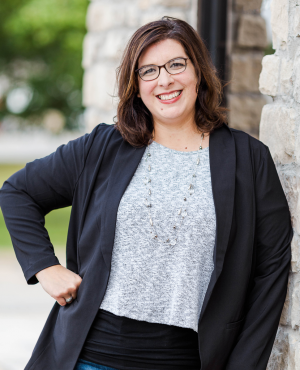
116, 17, 228, 151
0, 16, 293, 370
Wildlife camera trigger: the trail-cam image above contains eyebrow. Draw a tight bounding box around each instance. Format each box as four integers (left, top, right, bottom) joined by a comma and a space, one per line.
138, 56, 186, 70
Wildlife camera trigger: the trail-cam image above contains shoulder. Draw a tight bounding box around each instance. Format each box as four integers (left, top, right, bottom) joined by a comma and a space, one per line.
92, 122, 117, 137
215, 125, 272, 177
227, 126, 269, 162
86, 122, 121, 148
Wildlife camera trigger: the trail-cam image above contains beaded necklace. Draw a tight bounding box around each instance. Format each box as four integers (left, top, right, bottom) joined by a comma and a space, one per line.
143, 133, 204, 246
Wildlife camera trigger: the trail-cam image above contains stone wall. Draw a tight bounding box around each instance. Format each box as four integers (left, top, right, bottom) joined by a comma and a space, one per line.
82, 0, 198, 131
227, 0, 269, 138
259, 0, 300, 368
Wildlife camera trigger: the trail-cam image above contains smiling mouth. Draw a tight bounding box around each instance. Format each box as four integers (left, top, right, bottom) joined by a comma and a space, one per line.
157, 90, 182, 101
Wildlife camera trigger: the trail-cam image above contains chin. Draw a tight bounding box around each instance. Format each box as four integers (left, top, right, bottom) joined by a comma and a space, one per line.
157, 109, 185, 121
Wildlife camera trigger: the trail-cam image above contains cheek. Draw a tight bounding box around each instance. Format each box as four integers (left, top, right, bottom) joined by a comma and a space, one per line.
184, 78, 198, 98
175, 72, 197, 93
139, 82, 157, 103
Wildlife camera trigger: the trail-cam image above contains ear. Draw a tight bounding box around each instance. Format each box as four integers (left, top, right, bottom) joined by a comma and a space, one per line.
137, 92, 141, 98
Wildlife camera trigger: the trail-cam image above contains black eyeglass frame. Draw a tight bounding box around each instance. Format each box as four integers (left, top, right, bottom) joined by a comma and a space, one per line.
135, 57, 189, 81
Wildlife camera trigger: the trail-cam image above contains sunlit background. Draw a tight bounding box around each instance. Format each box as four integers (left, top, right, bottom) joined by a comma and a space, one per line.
0, 0, 90, 254
0, 0, 88, 133
0, 3, 88, 367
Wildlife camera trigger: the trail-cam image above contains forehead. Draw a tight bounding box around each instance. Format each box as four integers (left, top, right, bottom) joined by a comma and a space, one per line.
138, 39, 187, 67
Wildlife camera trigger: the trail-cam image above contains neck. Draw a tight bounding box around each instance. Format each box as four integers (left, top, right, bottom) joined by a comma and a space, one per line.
151, 118, 208, 151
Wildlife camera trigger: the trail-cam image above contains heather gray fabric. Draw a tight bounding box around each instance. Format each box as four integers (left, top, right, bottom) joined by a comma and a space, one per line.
100, 140, 216, 332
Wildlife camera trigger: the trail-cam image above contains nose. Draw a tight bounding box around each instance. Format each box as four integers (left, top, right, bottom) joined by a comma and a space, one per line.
157, 67, 174, 87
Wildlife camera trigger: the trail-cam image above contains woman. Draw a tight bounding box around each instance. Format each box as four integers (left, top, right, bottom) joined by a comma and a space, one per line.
0, 17, 293, 370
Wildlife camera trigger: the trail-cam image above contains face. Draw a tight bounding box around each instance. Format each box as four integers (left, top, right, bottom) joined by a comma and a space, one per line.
137, 39, 199, 128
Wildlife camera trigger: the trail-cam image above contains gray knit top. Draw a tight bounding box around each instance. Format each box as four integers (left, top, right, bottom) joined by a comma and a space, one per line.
100, 140, 216, 332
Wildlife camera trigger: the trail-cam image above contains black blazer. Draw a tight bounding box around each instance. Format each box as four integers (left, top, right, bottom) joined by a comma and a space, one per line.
0, 122, 293, 370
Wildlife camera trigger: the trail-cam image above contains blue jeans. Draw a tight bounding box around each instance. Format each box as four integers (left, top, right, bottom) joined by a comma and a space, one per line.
74, 358, 118, 370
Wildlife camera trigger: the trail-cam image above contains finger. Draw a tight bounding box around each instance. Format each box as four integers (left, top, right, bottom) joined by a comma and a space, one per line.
65, 295, 73, 304
56, 297, 67, 306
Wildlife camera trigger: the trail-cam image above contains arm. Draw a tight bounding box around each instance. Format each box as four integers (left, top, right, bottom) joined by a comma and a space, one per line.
0, 126, 99, 285
225, 146, 293, 370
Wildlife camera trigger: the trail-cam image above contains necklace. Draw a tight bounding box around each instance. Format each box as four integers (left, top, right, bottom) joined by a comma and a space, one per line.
143, 133, 205, 246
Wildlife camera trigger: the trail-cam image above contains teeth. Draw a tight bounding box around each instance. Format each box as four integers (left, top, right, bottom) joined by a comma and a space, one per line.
158, 91, 181, 100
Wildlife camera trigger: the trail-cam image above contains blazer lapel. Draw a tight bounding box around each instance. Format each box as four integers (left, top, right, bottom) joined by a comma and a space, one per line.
199, 123, 236, 321
101, 140, 146, 268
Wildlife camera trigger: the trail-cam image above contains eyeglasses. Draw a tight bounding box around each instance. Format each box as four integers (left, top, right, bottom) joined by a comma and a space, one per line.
135, 57, 189, 81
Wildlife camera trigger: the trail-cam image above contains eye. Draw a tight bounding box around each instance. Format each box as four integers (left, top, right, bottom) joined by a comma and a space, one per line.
169, 61, 185, 69
140, 67, 157, 77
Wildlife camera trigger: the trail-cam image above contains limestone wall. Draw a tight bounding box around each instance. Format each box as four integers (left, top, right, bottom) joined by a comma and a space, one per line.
228, 0, 269, 138
82, 0, 197, 131
259, 0, 300, 368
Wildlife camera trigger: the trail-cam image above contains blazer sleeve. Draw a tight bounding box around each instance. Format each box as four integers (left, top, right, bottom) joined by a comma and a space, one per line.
226, 145, 293, 370
0, 125, 100, 285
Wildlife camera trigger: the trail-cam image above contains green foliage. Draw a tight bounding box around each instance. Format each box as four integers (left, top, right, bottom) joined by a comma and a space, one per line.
264, 43, 275, 56
0, 0, 89, 130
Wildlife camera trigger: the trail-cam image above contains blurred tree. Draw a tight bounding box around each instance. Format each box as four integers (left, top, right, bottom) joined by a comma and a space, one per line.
264, 44, 275, 56
0, 0, 89, 130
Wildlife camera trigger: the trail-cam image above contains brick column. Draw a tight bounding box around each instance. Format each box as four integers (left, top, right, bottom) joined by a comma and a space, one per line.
259, 0, 300, 368
227, 0, 268, 138
82, 0, 198, 132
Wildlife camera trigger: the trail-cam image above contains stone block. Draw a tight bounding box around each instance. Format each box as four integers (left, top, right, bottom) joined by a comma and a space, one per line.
291, 274, 300, 330
126, 6, 140, 28
291, 236, 300, 273
86, 2, 139, 32
83, 63, 118, 111
82, 33, 103, 69
101, 29, 135, 60
189, 0, 198, 29
280, 274, 292, 326
287, 330, 300, 370
138, 0, 152, 10
266, 327, 289, 370
259, 54, 280, 96
278, 171, 300, 242
84, 107, 115, 132
293, 51, 300, 104
138, 0, 190, 9
234, 0, 263, 13
259, 104, 296, 164
293, 181, 300, 237
280, 58, 293, 96
293, 5, 300, 37
230, 52, 263, 93
87, 2, 124, 31
83, 29, 135, 66
295, 128, 300, 169
237, 14, 268, 49
141, 10, 186, 25
228, 94, 267, 135
157, 0, 190, 7
270, 0, 289, 50
279, 171, 298, 218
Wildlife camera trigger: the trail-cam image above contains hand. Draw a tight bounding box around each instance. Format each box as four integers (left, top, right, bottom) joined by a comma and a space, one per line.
35, 265, 82, 306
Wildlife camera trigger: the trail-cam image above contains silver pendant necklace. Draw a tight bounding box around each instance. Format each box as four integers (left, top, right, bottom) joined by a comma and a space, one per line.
143, 133, 204, 246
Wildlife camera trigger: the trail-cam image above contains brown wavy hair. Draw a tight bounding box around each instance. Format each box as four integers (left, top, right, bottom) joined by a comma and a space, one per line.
114, 17, 228, 147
